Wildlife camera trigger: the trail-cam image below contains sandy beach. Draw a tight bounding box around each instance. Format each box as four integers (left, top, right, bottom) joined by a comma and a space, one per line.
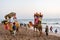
0, 23, 60, 40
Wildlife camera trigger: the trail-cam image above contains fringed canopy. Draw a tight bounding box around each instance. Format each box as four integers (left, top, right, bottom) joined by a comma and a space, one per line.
4, 12, 16, 19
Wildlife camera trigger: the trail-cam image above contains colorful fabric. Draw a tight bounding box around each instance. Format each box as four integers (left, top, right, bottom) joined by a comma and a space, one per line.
4, 24, 9, 30
15, 22, 20, 28
8, 23, 13, 31
34, 17, 39, 24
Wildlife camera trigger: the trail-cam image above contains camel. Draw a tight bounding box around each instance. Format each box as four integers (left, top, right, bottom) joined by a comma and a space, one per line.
1, 12, 20, 35
34, 12, 43, 36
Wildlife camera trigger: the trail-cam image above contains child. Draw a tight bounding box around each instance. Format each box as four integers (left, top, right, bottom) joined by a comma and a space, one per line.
55, 29, 58, 33
45, 25, 49, 36
13, 22, 16, 36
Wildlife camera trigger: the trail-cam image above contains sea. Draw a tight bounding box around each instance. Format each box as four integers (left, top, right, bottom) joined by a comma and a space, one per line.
0, 18, 60, 33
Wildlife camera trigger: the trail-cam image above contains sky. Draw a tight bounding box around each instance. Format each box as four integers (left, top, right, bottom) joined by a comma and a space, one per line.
0, 0, 60, 19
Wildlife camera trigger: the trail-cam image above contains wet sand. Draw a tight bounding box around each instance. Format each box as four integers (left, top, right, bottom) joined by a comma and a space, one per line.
0, 23, 60, 40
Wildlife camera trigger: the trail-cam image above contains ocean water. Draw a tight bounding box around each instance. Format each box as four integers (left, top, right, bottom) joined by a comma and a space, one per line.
18, 18, 60, 33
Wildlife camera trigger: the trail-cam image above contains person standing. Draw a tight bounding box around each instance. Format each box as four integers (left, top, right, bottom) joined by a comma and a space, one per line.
13, 22, 16, 36
50, 26, 53, 32
45, 25, 49, 36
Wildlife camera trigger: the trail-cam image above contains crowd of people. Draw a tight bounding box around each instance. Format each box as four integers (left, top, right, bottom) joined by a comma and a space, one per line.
45, 25, 58, 36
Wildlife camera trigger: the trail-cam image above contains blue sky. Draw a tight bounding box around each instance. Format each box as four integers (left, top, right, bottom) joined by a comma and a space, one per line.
0, 0, 60, 19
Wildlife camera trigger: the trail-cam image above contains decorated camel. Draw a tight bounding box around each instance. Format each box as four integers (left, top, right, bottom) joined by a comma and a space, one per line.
2, 12, 20, 35
34, 12, 43, 36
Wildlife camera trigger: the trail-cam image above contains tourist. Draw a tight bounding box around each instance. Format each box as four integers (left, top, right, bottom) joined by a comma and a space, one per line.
45, 25, 49, 36
55, 29, 58, 33
13, 22, 16, 36
50, 26, 53, 32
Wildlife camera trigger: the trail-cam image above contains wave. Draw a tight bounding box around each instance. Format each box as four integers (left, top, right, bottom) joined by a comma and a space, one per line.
42, 22, 59, 25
